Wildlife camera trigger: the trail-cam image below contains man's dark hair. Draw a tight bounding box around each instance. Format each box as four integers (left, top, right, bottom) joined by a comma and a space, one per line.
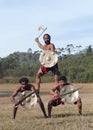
43, 34, 51, 40
19, 77, 29, 84
59, 76, 67, 82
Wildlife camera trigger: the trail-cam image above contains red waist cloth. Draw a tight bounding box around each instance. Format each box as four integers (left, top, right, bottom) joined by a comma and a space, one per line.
54, 97, 64, 105
41, 66, 48, 74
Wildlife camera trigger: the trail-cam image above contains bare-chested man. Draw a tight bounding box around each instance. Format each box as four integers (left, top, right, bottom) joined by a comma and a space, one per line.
10, 77, 47, 119
48, 76, 82, 117
35, 34, 60, 92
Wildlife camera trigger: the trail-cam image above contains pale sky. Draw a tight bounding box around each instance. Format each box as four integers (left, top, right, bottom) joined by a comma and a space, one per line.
0, 0, 93, 58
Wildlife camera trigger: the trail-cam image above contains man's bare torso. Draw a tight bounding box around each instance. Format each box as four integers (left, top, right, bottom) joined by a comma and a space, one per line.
43, 43, 55, 51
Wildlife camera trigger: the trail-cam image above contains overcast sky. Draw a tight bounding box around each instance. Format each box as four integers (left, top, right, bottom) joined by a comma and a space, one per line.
0, 0, 93, 58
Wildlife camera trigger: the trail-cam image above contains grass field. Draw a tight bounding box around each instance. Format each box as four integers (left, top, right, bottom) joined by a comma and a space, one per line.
0, 83, 93, 130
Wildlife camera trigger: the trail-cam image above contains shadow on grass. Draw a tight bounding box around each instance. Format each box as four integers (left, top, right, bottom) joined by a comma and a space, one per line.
52, 113, 80, 118
52, 112, 93, 118
82, 113, 93, 116
34, 113, 81, 119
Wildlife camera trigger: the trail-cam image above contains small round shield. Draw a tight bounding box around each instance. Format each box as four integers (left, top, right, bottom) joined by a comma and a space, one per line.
39, 50, 58, 68
60, 85, 79, 104
19, 91, 37, 109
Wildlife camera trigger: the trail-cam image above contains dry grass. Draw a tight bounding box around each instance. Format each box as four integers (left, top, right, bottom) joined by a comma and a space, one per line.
0, 83, 93, 130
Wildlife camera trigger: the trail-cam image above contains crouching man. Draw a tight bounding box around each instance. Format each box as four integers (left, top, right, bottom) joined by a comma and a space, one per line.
48, 76, 82, 118
10, 77, 47, 119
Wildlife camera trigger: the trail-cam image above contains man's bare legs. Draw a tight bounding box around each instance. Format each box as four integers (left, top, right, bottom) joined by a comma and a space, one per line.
48, 98, 82, 118
77, 97, 82, 115
48, 100, 53, 118
36, 69, 42, 92
36, 71, 47, 118
35, 68, 59, 118
37, 94, 47, 118
54, 74, 59, 84
13, 105, 18, 119
36, 73, 59, 92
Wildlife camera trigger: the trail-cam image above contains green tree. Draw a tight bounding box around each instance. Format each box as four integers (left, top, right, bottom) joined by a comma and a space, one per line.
65, 44, 74, 55
86, 45, 93, 56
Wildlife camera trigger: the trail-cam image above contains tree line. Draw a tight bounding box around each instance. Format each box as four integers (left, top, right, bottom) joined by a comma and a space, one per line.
0, 44, 93, 83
